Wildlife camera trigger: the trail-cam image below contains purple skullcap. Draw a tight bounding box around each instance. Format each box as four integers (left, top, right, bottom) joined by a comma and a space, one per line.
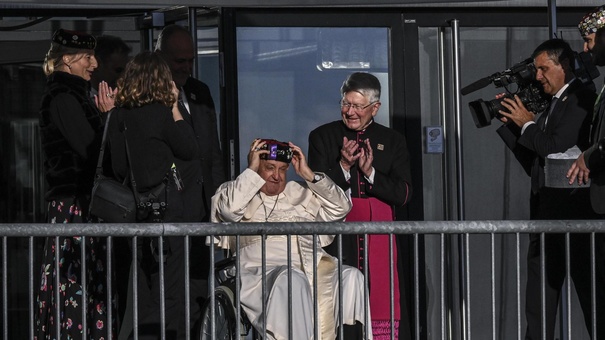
52, 28, 96, 50
579, 5, 605, 37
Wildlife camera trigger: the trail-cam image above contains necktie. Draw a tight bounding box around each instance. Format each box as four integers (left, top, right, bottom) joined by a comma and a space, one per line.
541, 96, 558, 131
178, 94, 190, 115
532, 97, 557, 193
178, 93, 192, 124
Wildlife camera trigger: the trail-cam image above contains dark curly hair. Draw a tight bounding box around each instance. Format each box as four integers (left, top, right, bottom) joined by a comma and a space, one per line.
115, 51, 176, 109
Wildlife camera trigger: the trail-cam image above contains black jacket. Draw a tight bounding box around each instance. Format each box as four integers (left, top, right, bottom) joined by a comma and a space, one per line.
176, 77, 226, 222
39, 71, 104, 201
108, 103, 197, 192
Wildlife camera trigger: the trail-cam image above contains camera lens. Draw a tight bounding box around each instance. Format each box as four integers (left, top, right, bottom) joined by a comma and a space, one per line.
469, 98, 506, 128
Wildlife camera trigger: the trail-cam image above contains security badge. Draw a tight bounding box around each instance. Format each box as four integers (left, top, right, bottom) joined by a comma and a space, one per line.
377, 143, 384, 151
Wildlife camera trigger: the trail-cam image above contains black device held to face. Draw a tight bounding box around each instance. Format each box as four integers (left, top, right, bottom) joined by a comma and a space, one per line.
259, 139, 293, 163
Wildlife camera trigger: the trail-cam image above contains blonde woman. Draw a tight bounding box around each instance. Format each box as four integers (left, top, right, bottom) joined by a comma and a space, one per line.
36, 28, 113, 339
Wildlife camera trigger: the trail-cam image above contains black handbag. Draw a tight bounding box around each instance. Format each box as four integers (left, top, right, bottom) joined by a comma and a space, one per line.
90, 172, 137, 222
90, 111, 167, 222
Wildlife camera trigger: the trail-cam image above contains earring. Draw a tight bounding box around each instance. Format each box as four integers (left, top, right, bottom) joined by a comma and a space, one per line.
63, 57, 71, 70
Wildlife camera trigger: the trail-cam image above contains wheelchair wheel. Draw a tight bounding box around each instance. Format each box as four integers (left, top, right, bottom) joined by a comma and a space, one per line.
197, 286, 238, 340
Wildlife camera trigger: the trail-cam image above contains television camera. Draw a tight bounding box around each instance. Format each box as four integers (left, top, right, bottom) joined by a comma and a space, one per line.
462, 52, 599, 128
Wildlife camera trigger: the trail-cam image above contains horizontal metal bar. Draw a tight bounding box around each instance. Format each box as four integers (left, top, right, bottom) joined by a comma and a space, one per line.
1, 220, 605, 237
0, 0, 585, 10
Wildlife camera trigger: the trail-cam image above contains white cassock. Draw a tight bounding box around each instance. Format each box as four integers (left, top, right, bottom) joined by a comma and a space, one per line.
210, 168, 371, 340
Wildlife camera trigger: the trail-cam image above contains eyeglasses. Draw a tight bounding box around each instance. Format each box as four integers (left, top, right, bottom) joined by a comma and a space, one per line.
340, 100, 377, 112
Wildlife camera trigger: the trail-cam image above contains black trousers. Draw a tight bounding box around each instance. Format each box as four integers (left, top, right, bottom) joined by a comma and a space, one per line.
121, 237, 186, 340
121, 181, 190, 340
524, 233, 605, 340
525, 188, 605, 340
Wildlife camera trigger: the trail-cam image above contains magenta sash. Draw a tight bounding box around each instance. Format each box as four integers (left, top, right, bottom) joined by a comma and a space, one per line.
347, 197, 400, 320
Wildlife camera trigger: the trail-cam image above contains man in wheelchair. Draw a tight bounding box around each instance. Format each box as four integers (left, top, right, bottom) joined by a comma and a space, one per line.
210, 138, 371, 339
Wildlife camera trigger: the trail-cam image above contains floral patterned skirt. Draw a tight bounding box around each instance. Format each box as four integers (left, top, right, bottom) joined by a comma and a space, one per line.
35, 198, 114, 340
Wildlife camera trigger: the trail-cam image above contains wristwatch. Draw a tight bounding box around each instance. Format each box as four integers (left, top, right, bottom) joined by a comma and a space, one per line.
311, 173, 324, 183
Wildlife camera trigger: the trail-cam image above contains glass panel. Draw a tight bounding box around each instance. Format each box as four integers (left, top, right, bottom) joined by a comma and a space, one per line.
236, 27, 390, 178
0, 64, 47, 223
196, 26, 222, 120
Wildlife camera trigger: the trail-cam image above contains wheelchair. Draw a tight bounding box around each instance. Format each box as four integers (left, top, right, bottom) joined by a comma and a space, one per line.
195, 256, 366, 340
195, 257, 259, 340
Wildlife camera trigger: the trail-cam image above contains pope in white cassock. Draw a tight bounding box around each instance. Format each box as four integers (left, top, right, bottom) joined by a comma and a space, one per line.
210, 138, 371, 340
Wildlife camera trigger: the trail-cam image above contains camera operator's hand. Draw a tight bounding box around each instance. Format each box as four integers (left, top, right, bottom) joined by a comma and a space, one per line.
495, 93, 511, 123
248, 138, 268, 172
289, 142, 315, 182
498, 95, 535, 127
566, 152, 590, 186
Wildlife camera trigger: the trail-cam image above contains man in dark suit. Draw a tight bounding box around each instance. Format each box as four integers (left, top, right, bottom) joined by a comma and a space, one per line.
496, 38, 605, 340
155, 24, 226, 331
568, 5, 605, 214
566, 8, 605, 339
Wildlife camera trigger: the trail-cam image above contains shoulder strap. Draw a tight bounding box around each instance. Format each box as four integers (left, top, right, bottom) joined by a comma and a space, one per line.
121, 119, 141, 205
94, 110, 141, 205
95, 110, 112, 178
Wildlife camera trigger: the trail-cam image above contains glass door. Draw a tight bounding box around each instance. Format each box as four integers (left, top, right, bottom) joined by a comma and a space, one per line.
219, 9, 410, 182
235, 26, 390, 177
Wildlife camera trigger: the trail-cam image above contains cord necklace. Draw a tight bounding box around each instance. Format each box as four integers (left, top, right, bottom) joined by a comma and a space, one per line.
260, 192, 279, 222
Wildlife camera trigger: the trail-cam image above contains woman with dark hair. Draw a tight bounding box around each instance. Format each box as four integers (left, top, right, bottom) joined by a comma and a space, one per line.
108, 50, 196, 222
36, 28, 113, 339
108, 51, 197, 339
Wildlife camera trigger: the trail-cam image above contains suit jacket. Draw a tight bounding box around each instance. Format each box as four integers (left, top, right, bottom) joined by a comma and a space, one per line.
175, 77, 226, 221
176, 77, 226, 278
585, 85, 605, 214
497, 79, 596, 217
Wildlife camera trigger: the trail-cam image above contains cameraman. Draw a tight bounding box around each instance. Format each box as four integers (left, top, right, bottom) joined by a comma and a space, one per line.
496, 38, 603, 340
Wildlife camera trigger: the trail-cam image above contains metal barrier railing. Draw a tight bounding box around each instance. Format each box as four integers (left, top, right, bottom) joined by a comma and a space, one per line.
1, 220, 603, 340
